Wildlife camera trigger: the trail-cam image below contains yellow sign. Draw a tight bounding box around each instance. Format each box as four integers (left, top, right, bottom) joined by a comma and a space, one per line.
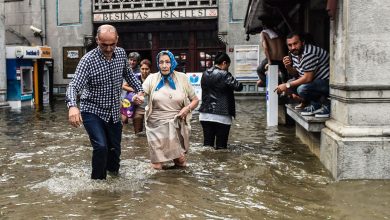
40, 46, 52, 58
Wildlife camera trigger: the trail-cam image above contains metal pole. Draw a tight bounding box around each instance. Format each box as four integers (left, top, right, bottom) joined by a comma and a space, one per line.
0, 0, 9, 107
33, 60, 40, 109
266, 65, 279, 127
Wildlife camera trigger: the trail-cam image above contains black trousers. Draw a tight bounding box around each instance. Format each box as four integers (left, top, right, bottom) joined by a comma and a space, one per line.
200, 121, 231, 149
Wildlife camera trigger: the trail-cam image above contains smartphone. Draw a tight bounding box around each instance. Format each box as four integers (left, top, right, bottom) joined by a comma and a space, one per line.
288, 51, 293, 63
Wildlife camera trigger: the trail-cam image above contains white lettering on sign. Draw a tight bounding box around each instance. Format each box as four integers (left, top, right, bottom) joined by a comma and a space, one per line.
94, 8, 217, 22
67, 50, 79, 59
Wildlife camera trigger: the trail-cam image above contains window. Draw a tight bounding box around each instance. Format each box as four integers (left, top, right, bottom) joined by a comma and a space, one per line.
121, 33, 152, 50
159, 32, 189, 49
230, 0, 249, 22
196, 31, 222, 48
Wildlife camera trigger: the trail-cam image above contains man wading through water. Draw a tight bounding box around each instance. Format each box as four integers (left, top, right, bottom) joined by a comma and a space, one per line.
66, 24, 145, 179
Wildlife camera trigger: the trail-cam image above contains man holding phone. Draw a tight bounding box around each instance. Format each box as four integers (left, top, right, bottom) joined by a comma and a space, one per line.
274, 32, 330, 118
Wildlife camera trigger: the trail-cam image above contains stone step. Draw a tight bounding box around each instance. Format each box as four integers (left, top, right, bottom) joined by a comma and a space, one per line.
285, 104, 327, 132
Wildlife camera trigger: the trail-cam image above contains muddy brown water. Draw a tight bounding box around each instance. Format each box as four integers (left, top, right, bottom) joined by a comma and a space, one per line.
0, 98, 389, 219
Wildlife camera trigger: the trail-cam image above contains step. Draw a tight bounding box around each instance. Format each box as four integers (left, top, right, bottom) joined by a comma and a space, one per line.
285, 104, 328, 132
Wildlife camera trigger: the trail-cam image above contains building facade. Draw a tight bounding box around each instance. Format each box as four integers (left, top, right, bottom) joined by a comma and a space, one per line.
4, 0, 93, 95
244, 0, 390, 180
3, 0, 261, 95
92, 0, 224, 75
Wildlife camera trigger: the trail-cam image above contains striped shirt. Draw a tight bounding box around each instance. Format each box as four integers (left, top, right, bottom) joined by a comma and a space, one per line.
66, 47, 143, 123
291, 44, 329, 80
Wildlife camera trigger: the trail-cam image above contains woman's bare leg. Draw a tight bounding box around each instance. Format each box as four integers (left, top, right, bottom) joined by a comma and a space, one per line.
173, 154, 186, 167
151, 162, 162, 170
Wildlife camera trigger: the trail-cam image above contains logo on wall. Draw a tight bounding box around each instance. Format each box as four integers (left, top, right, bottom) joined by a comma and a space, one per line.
15, 47, 24, 58
189, 74, 200, 84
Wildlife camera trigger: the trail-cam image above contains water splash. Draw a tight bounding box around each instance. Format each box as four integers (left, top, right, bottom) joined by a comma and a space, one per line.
29, 159, 157, 197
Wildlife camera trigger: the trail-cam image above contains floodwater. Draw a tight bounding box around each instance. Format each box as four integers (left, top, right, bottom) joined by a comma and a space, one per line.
0, 98, 389, 220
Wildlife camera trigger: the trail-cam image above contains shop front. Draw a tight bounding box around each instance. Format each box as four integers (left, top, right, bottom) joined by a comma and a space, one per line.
92, 0, 224, 73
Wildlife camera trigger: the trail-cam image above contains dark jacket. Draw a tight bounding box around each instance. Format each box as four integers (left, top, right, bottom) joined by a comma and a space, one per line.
199, 66, 243, 117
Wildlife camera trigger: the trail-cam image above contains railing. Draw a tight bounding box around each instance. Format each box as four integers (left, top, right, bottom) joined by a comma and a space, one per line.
93, 0, 218, 12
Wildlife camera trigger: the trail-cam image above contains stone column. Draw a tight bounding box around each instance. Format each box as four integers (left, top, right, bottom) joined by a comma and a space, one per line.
0, 0, 8, 107
320, 0, 390, 180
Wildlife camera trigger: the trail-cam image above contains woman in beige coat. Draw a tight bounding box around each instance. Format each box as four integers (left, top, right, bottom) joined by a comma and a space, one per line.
143, 50, 199, 170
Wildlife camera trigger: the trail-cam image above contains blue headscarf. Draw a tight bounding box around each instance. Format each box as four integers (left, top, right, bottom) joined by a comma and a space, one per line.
155, 50, 178, 91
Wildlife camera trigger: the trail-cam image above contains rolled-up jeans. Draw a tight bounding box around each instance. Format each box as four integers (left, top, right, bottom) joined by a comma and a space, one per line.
296, 79, 329, 105
81, 112, 122, 180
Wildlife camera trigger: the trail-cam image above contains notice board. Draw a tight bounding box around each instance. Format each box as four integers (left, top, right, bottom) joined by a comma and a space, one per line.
63, 47, 84, 79
233, 45, 259, 80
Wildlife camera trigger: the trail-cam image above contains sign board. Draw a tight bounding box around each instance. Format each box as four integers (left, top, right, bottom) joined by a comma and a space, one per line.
39, 46, 52, 58
63, 47, 84, 79
233, 45, 259, 80
94, 8, 218, 22
6, 46, 52, 59
186, 72, 202, 101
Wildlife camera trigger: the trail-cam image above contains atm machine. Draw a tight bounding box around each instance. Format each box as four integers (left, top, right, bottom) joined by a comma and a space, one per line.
6, 56, 34, 108
37, 59, 54, 106
6, 46, 53, 109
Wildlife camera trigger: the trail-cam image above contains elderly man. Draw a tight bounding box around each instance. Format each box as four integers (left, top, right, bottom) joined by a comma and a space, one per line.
275, 32, 330, 118
66, 24, 144, 179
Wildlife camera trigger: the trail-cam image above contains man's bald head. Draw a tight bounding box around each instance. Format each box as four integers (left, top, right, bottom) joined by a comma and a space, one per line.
95, 24, 119, 60
96, 24, 118, 38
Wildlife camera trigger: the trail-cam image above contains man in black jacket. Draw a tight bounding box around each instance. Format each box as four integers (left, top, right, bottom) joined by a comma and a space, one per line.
199, 52, 243, 149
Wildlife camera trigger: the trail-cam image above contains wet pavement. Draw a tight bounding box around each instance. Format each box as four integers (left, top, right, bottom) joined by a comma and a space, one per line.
0, 98, 389, 219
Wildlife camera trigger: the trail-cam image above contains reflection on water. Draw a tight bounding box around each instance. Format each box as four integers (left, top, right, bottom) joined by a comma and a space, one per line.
0, 98, 389, 219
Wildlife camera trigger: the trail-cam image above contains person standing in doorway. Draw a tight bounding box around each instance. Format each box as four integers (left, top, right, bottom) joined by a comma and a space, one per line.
275, 32, 330, 118
257, 19, 288, 87
199, 52, 243, 149
66, 24, 144, 180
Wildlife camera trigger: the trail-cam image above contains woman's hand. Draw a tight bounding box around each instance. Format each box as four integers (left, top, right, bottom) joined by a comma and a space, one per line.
177, 106, 191, 120
132, 94, 145, 105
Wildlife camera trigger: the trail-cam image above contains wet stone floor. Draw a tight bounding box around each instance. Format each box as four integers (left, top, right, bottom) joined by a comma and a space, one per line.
0, 98, 389, 219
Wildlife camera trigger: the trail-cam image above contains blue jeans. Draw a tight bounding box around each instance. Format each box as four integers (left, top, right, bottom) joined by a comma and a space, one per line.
296, 79, 329, 105
81, 112, 122, 180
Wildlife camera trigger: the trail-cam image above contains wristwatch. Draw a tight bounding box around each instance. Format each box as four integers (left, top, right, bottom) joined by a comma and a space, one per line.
286, 82, 291, 89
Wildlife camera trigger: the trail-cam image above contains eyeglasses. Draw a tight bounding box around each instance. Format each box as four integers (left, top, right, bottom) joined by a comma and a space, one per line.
158, 61, 171, 65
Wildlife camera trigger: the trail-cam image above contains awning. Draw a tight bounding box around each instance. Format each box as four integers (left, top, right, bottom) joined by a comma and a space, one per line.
243, 0, 268, 35
243, 0, 301, 35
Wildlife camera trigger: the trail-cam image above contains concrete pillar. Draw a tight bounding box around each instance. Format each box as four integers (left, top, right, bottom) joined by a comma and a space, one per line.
0, 0, 8, 106
320, 0, 390, 180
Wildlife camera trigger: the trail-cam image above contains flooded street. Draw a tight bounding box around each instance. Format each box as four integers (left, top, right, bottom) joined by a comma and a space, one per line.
0, 98, 389, 219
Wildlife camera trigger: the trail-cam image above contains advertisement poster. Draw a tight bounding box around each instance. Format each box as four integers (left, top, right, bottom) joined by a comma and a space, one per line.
186, 72, 202, 101
63, 47, 84, 79
233, 45, 259, 80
